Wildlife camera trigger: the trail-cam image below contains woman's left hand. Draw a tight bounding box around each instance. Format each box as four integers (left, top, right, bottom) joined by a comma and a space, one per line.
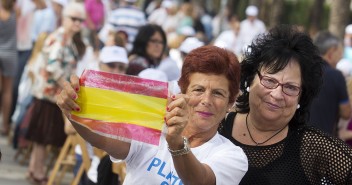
165, 94, 190, 146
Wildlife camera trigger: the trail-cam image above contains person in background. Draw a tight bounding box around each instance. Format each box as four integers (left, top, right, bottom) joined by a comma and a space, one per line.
337, 59, 352, 147
343, 24, 352, 61
83, 0, 105, 51
175, 1, 193, 35
147, 0, 176, 27
98, 46, 128, 74
52, 0, 68, 27
138, 68, 168, 82
31, 0, 57, 44
168, 36, 203, 74
177, 36, 204, 67
126, 24, 167, 76
309, 31, 351, 136
105, 30, 128, 48
12, 33, 48, 153
220, 25, 352, 184
98, 0, 146, 51
214, 14, 240, 55
212, 5, 231, 38
157, 47, 181, 81
24, 2, 86, 184
10, 0, 35, 138
57, 45, 248, 184
0, 0, 17, 136
234, 5, 266, 57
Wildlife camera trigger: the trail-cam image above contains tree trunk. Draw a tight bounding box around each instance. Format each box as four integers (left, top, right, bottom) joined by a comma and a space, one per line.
329, 0, 351, 39
261, 0, 283, 29
227, 0, 239, 15
309, 0, 324, 36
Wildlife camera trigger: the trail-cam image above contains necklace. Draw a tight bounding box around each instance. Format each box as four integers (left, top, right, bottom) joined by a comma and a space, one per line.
245, 113, 287, 146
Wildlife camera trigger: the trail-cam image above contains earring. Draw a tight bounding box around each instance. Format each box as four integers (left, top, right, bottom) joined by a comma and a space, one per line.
246, 87, 250, 92
297, 104, 300, 109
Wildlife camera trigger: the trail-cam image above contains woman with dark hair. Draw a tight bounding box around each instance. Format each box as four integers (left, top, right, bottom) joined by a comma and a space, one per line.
57, 45, 248, 184
220, 25, 352, 184
0, 0, 17, 135
126, 24, 167, 75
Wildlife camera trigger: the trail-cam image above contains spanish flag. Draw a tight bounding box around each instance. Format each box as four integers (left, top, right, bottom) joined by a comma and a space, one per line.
70, 70, 168, 145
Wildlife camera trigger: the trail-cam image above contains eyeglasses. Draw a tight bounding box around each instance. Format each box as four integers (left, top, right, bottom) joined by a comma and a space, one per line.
106, 63, 127, 71
68, 16, 85, 23
148, 39, 164, 45
257, 71, 301, 96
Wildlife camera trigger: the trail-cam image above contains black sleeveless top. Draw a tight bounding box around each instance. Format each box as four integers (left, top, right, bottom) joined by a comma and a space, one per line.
220, 112, 352, 185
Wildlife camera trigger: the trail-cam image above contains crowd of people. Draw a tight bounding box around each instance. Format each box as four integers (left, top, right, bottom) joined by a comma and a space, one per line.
1, 0, 352, 184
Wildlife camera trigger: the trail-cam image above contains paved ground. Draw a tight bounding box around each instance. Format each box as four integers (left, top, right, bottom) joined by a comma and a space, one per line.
0, 134, 31, 185
0, 134, 72, 185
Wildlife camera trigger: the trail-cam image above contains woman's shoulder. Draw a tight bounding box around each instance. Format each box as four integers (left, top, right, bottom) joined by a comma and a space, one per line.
219, 112, 236, 135
299, 125, 352, 158
129, 54, 144, 61
298, 126, 352, 184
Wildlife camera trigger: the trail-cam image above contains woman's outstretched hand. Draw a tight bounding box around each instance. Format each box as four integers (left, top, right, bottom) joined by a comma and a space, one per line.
57, 75, 81, 118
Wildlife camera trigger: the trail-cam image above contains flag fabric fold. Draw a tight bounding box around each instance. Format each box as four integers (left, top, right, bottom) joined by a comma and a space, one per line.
70, 70, 168, 145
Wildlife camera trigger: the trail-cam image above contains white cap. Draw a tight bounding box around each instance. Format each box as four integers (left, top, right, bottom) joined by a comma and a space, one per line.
346, 24, 352, 34
245, 5, 258, 16
178, 26, 195, 36
138, 68, 168, 82
99, 46, 129, 64
52, 0, 68, 7
161, 0, 177, 9
179, 37, 204, 54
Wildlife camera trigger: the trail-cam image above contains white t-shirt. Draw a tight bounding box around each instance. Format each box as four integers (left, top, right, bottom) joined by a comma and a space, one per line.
111, 133, 248, 185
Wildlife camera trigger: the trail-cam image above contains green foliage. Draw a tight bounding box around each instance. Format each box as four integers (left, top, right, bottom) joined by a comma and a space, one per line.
279, 0, 330, 30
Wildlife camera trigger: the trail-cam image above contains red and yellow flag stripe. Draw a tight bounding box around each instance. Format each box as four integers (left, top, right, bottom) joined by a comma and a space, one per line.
71, 70, 168, 145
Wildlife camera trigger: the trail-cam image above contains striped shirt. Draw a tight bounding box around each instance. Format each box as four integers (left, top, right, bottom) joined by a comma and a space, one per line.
107, 5, 146, 44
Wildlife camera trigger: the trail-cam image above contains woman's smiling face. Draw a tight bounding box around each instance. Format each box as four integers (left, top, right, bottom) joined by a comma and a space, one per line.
249, 60, 302, 124
186, 73, 232, 132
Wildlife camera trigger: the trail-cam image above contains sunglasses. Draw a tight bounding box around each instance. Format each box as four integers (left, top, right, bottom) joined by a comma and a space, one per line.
105, 63, 128, 71
148, 39, 164, 45
68, 16, 85, 23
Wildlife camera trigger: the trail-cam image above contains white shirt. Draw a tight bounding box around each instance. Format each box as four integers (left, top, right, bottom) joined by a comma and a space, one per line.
111, 133, 248, 185
16, 0, 36, 50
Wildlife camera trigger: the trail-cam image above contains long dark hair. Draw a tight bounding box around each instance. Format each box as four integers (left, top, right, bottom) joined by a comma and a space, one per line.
129, 24, 167, 66
72, 31, 86, 60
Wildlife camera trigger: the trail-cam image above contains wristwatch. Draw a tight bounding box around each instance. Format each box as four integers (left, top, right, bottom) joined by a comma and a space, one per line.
168, 136, 190, 157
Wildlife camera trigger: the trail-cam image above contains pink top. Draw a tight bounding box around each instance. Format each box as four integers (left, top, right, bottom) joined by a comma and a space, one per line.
85, 0, 104, 30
